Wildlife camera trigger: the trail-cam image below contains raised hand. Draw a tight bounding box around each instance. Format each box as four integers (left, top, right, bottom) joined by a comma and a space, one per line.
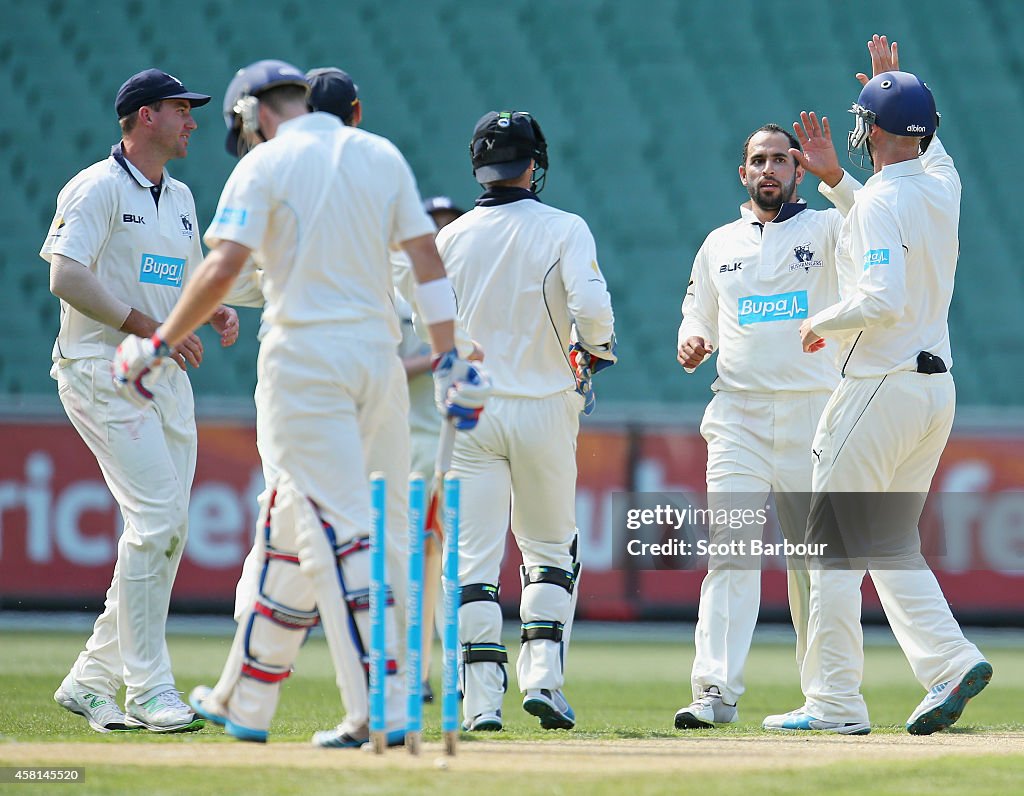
791, 111, 844, 187
856, 34, 899, 86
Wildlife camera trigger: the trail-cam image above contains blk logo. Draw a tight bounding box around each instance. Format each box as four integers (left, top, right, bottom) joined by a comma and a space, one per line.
123, 214, 144, 224
719, 262, 743, 273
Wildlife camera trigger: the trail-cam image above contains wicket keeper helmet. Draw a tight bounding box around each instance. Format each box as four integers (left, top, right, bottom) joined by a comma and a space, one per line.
470, 111, 549, 192
848, 70, 939, 169
223, 59, 309, 156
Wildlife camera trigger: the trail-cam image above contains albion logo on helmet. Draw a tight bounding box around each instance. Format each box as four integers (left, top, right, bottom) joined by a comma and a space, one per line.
906, 124, 927, 132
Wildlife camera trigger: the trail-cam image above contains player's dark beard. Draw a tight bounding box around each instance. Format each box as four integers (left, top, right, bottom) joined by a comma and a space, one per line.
748, 174, 797, 213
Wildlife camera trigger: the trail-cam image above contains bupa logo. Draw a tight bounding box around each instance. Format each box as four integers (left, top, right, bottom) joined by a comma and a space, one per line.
906, 124, 927, 133
737, 290, 808, 326
863, 248, 890, 270
215, 207, 248, 227
139, 253, 185, 288
719, 261, 742, 273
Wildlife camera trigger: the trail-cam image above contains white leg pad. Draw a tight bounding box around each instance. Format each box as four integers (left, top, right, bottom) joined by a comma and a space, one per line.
216, 552, 318, 733
459, 599, 506, 720
518, 576, 573, 692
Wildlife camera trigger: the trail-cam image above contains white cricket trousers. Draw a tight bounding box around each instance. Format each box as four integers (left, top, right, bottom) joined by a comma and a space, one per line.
234, 360, 413, 639
802, 371, 984, 723
692, 390, 829, 704
56, 357, 196, 704
454, 391, 582, 716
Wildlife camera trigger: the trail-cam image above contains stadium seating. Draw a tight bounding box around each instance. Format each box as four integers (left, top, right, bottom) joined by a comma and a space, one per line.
1, 0, 1020, 406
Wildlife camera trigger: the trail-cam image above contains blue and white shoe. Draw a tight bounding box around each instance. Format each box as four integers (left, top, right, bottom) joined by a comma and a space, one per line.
312, 720, 405, 749
523, 689, 575, 730
906, 660, 992, 736
462, 710, 503, 731
188, 684, 266, 742
188, 685, 225, 727
226, 720, 268, 743
763, 707, 870, 735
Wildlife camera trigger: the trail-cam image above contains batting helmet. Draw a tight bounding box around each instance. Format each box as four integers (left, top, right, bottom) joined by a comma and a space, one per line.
469, 111, 549, 192
223, 59, 309, 156
848, 70, 938, 168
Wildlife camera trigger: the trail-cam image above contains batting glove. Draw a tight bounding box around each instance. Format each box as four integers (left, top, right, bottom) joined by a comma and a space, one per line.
113, 334, 172, 408
432, 349, 492, 430
568, 337, 617, 416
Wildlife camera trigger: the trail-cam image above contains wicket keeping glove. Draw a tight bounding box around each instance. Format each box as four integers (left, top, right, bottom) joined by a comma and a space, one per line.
569, 336, 617, 416
432, 348, 492, 430
113, 333, 171, 408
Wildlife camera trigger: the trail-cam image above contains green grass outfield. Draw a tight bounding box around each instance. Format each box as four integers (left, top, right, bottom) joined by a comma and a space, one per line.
1, 628, 1022, 795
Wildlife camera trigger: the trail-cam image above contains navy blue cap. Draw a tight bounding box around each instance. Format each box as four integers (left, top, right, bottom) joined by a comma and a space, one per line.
115, 69, 211, 118
423, 196, 464, 216
307, 67, 359, 124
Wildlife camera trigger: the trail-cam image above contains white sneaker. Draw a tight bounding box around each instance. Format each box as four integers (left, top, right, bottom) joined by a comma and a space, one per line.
906, 660, 992, 735
54, 676, 133, 733
674, 686, 738, 729
462, 710, 503, 731
126, 689, 204, 733
522, 689, 575, 730
762, 707, 870, 735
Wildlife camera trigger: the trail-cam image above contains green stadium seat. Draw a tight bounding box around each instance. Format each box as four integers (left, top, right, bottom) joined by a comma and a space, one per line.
0, 0, 1019, 405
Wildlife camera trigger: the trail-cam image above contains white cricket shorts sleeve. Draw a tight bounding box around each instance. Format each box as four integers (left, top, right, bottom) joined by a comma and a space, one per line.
389, 149, 436, 248
204, 154, 270, 253
560, 217, 614, 347
40, 174, 114, 266
817, 170, 862, 217
919, 136, 960, 194
677, 238, 719, 350
811, 198, 906, 335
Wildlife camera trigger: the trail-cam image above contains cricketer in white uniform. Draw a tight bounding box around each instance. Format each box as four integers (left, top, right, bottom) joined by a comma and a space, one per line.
225, 67, 412, 631
114, 60, 488, 747
765, 38, 990, 736
674, 123, 859, 729
222, 70, 459, 695
43, 69, 237, 734
435, 111, 616, 732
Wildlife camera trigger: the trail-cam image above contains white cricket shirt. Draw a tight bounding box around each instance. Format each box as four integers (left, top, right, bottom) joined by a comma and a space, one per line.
40, 144, 203, 363
205, 112, 435, 344
678, 199, 852, 393
812, 138, 959, 375
436, 193, 615, 399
